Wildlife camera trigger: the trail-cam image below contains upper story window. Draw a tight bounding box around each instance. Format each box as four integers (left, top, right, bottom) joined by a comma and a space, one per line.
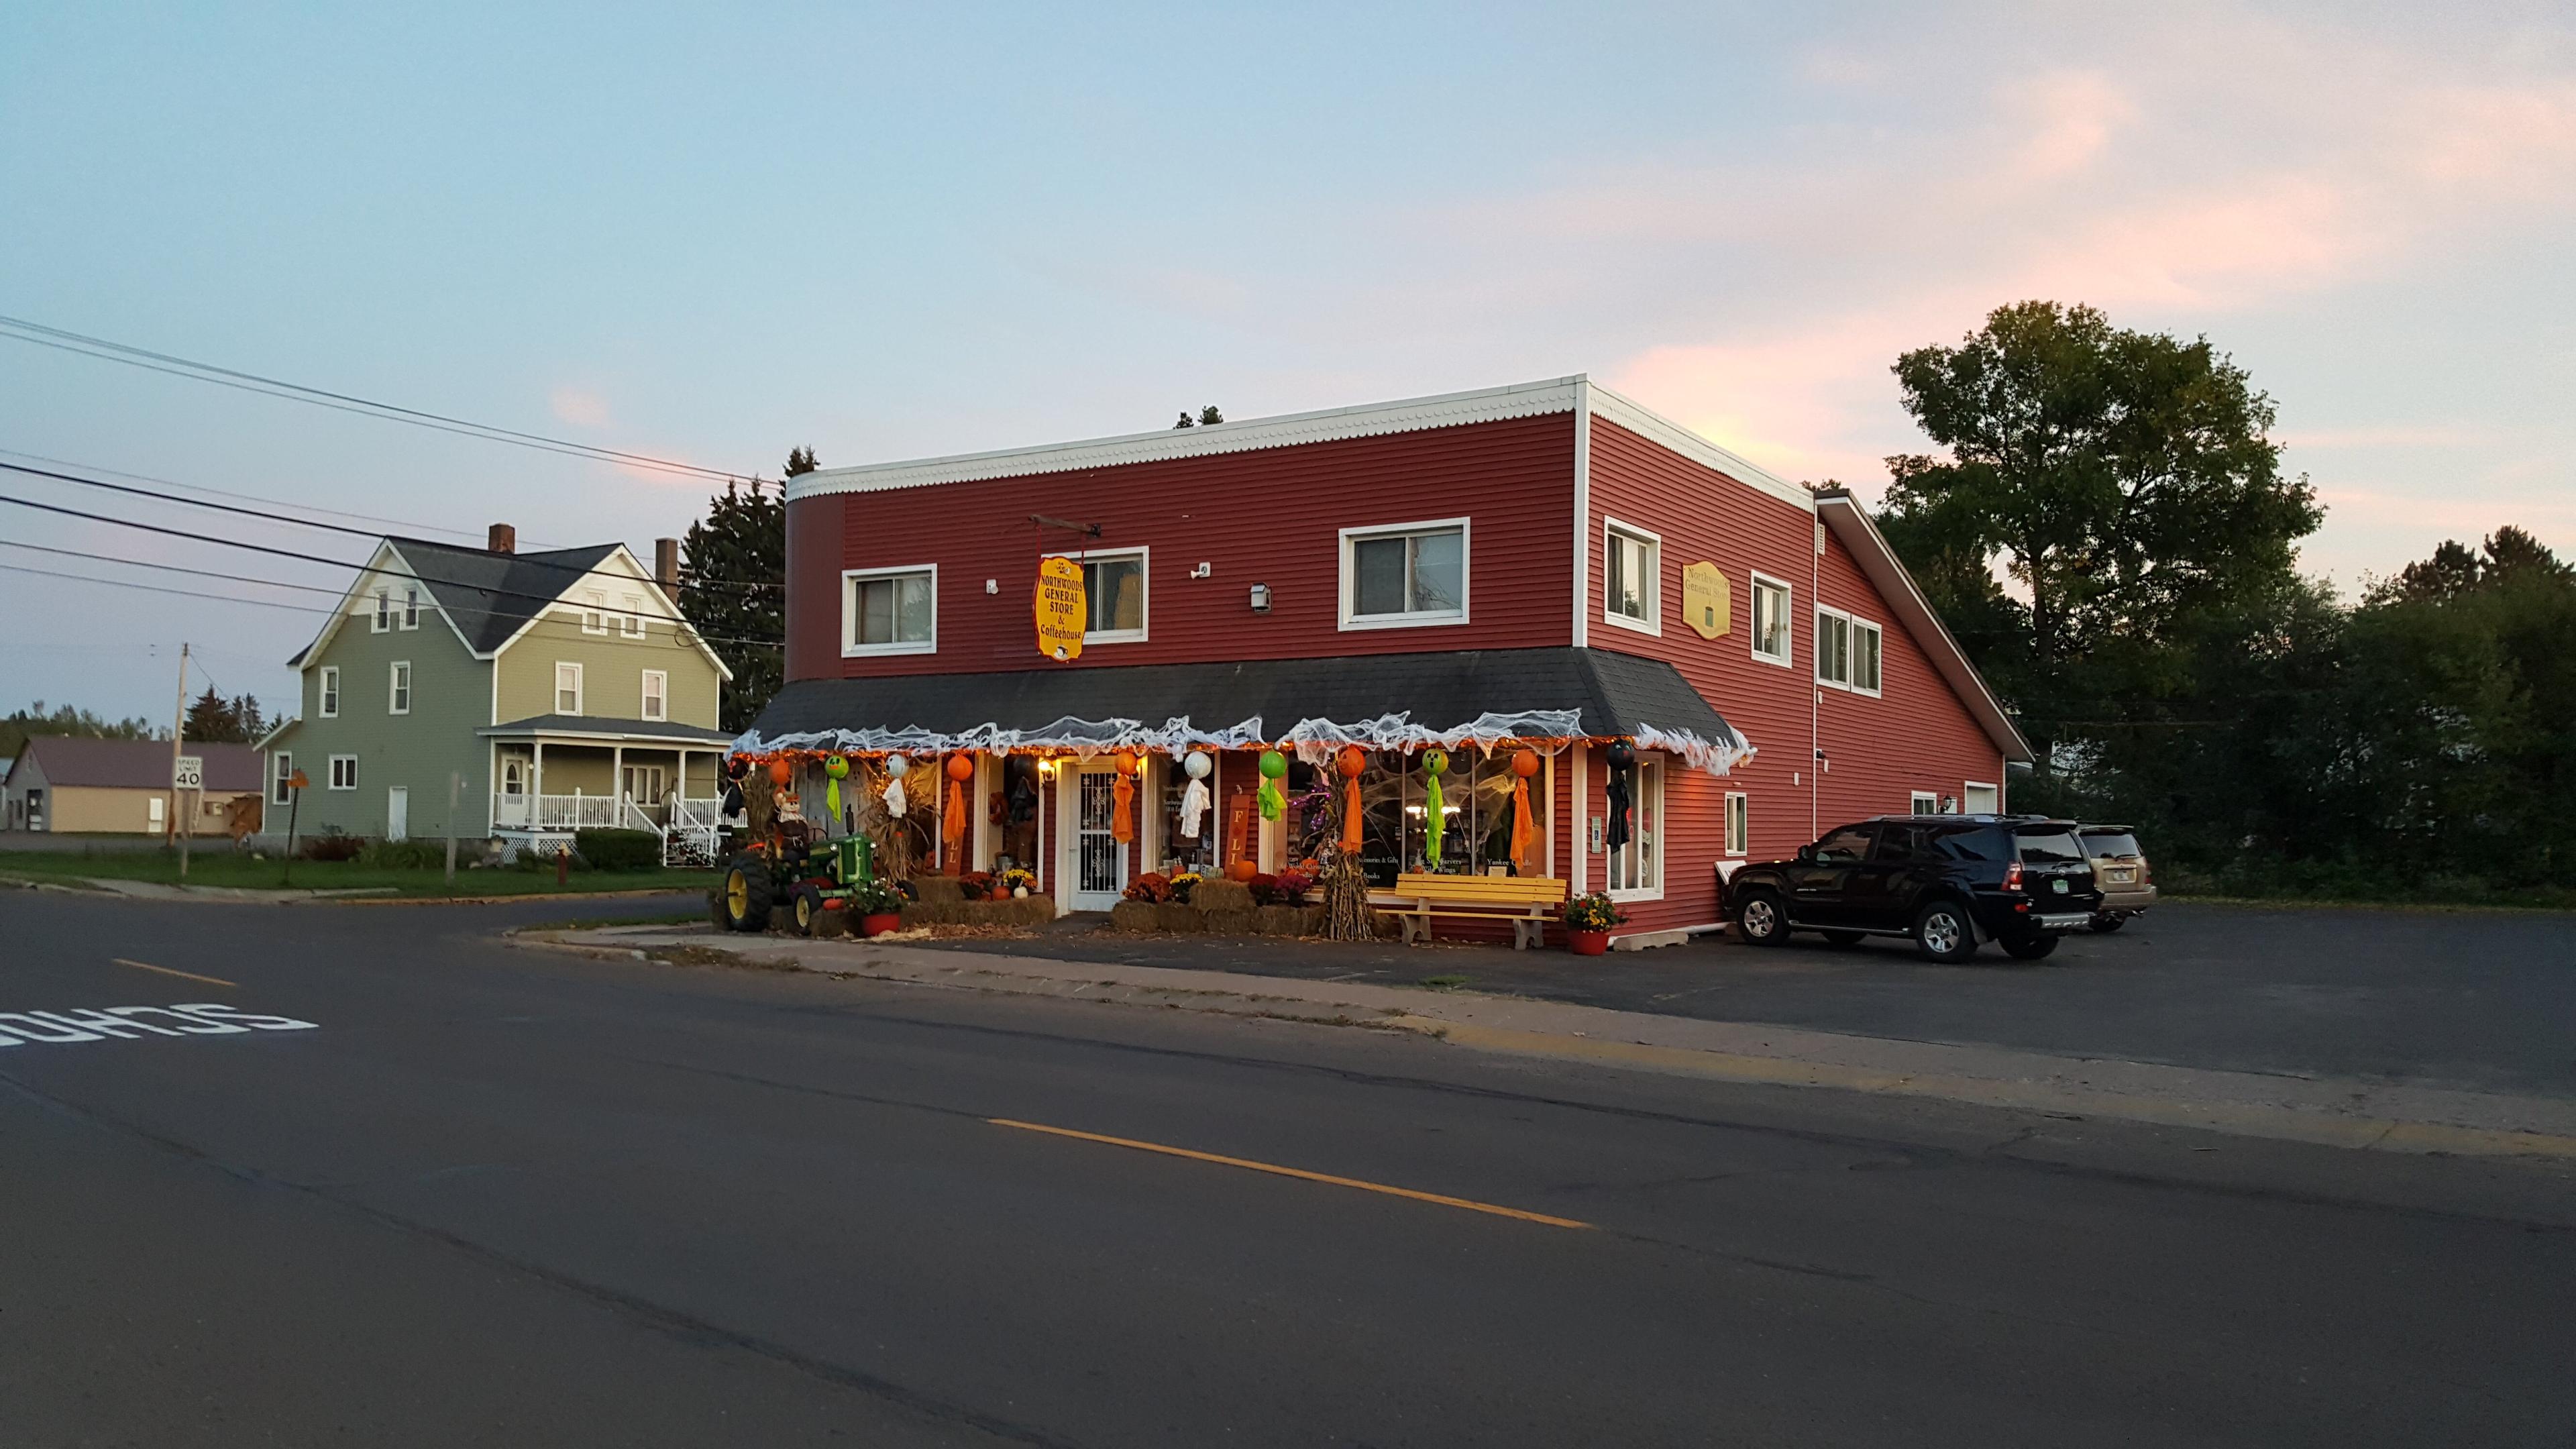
371, 588, 392, 633
1340, 518, 1467, 630
582, 590, 608, 635
272, 753, 295, 805
400, 586, 421, 630
641, 669, 667, 722
620, 594, 647, 639
319, 666, 341, 718
1603, 519, 1660, 634
555, 661, 584, 714
843, 565, 936, 656
1817, 606, 1883, 695
1060, 550, 1146, 642
1749, 573, 1794, 667
388, 661, 412, 716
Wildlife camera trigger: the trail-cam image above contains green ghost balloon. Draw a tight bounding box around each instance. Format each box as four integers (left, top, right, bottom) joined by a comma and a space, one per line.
824, 753, 849, 824
1421, 748, 1449, 869
1257, 749, 1288, 821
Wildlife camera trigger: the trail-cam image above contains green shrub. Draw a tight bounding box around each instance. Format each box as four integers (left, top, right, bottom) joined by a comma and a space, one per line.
356, 839, 447, 870
573, 828, 661, 872
301, 828, 363, 862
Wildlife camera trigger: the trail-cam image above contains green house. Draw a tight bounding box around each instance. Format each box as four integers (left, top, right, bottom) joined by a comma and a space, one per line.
256, 525, 734, 859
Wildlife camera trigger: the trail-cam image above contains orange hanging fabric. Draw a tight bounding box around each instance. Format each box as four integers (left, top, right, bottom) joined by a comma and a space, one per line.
1509, 749, 1539, 872
1111, 751, 1138, 843
1336, 747, 1366, 854
943, 754, 973, 871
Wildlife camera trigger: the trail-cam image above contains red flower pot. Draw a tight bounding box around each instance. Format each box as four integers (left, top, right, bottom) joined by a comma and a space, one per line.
861, 912, 904, 937
1568, 928, 1611, 956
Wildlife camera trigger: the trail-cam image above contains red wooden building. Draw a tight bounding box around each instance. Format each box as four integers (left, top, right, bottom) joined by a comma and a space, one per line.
749, 376, 2029, 946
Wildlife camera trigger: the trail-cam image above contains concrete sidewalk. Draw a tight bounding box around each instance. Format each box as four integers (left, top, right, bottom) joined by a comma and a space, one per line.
530, 922, 2576, 1161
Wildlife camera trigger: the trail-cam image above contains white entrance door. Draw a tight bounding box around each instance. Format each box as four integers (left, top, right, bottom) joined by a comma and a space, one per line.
498, 757, 529, 826
1962, 782, 1998, 814
1065, 767, 1128, 910
386, 786, 409, 841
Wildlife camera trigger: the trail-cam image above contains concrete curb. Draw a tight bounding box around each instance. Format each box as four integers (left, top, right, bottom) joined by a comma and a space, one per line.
533, 924, 2576, 1161
0, 870, 706, 906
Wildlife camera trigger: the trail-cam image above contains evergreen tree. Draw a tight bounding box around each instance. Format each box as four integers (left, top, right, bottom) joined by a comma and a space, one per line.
678, 451, 798, 733
1, 700, 158, 758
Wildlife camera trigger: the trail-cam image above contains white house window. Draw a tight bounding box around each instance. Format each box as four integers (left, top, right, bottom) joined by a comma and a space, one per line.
582, 590, 608, 635
641, 669, 667, 722
329, 755, 358, 791
371, 589, 391, 633
620, 594, 646, 638
1854, 619, 1882, 694
1340, 519, 1467, 629
388, 661, 411, 716
555, 661, 583, 714
1749, 574, 1793, 665
843, 566, 937, 655
1607, 757, 1663, 896
1603, 520, 1660, 633
1725, 790, 1750, 857
319, 666, 340, 718
502, 758, 525, 800
401, 586, 421, 630
272, 753, 294, 805
1817, 608, 1882, 694
1059, 550, 1146, 641
1911, 790, 1939, 814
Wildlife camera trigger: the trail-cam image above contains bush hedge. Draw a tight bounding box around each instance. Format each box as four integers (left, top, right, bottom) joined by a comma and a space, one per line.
572, 828, 662, 872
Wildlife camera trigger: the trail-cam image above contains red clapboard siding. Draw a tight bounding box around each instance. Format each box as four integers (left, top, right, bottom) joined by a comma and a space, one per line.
784, 413, 1577, 680
1814, 529, 2004, 825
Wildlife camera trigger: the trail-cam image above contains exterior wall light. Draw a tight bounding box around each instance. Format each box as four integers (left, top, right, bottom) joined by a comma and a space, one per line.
1249, 583, 1272, 612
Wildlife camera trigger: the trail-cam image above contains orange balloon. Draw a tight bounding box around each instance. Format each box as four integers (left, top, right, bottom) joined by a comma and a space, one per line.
1511, 749, 1540, 778
945, 753, 975, 781
1113, 749, 1139, 775
767, 757, 793, 786
1335, 745, 1366, 778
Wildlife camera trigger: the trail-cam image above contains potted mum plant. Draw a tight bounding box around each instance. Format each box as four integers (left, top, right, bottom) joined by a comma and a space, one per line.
1562, 892, 1626, 955
850, 878, 907, 938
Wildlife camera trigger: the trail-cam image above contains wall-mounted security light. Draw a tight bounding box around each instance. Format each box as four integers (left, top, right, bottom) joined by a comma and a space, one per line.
1191, 561, 1213, 579
1249, 583, 1272, 612
985, 579, 998, 595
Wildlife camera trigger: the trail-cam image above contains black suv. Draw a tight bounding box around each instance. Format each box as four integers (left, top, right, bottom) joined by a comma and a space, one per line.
1725, 815, 2104, 962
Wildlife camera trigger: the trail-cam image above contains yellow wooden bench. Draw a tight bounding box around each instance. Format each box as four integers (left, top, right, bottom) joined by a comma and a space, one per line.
1387, 872, 1569, 949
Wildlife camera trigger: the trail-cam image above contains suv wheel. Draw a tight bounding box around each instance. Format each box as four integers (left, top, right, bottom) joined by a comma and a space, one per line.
2002, 934, 2059, 961
1911, 902, 1976, 963
1735, 891, 1790, 947
2090, 912, 2127, 934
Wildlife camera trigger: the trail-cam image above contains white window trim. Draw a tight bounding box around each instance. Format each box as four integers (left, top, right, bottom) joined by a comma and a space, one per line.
1748, 572, 1795, 669
1600, 517, 1662, 637
388, 661, 412, 716
1338, 517, 1471, 631
272, 753, 294, 805
1910, 791, 1939, 815
581, 590, 608, 635
620, 594, 647, 639
1045, 546, 1150, 644
555, 661, 584, 715
318, 666, 340, 719
1851, 616, 1884, 697
328, 755, 358, 791
842, 564, 941, 657
1815, 606, 1883, 696
1963, 780, 2000, 815
370, 589, 391, 633
1605, 754, 1666, 903
400, 586, 421, 631
1725, 790, 1749, 857
641, 669, 668, 722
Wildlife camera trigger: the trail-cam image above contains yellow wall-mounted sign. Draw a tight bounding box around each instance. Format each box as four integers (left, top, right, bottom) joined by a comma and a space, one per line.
1682, 561, 1729, 640
1035, 555, 1087, 661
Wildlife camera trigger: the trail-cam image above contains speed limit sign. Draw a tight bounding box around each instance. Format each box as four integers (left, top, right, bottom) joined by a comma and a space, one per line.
173, 755, 203, 791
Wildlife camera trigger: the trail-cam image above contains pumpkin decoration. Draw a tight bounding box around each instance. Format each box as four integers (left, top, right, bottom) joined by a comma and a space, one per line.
767, 756, 793, 788
943, 753, 974, 868
1509, 748, 1540, 872
1256, 749, 1289, 821
1421, 748, 1450, 869
1334, 745, 1366, 853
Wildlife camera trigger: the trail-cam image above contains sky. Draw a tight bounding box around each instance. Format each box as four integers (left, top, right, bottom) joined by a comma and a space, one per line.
4, 1, 2571, 726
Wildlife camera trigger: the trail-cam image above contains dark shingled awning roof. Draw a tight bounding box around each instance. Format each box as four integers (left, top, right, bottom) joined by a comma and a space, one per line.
386, 537, 623, 654
745, 647, 1742, 751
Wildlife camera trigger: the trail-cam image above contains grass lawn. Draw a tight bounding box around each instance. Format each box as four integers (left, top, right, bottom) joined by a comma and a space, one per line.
0, 849, 719, 899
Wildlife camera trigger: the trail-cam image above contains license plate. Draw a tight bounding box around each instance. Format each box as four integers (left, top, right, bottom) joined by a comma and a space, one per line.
2110, 869, 2134, 883
2051, 877, 2069, 894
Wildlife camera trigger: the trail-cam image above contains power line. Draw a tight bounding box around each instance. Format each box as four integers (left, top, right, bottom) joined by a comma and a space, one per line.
0, 457, 783, 593
0, 446, 530, 547
0, 314, 753, 484
0, 537, 360, 598
0, 559, 328, 614
0, 491, 786, 649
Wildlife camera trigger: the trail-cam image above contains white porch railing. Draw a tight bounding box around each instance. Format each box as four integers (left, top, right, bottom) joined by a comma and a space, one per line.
490, 792, 727, 867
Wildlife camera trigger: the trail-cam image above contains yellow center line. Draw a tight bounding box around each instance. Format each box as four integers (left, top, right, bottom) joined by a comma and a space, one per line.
111, 958, 237, 989
987, 1117, 1593, 1230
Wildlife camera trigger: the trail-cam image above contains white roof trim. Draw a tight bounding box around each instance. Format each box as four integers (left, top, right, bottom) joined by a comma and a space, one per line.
1583, 382, 1812, 512
484, 543, 735, 682
284, 541, 476, 667
1813, 492, 2033, 763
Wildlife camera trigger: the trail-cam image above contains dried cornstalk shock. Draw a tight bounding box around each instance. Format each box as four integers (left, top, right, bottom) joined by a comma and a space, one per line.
1321, 843, 1372, 941
744, 771, 777, 840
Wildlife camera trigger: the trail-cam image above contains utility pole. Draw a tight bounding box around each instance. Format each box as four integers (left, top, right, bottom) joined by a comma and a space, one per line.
445, 771, 461, 888
168, 642, 189, 854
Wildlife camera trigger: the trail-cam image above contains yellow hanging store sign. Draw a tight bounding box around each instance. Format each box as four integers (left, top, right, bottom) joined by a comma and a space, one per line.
1035, 555, 1087, 661
1682, 561, 1730, 640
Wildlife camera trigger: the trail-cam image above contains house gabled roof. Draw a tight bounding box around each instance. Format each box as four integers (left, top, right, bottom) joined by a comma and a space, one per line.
1812, 488, 2033, 764
16, 737, 262, 791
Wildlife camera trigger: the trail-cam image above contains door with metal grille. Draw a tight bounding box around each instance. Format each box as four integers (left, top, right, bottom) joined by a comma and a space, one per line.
1071, 767, 1127, 910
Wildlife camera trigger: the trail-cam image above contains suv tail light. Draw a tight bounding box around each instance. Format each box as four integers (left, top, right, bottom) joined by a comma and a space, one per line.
2002, 861, 2025, 892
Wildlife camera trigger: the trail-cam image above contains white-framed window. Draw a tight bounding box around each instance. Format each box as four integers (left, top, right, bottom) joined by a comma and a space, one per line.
641, 669, 667, 722
502, 758, 525, 800
272, 753, 294, 805
555, 661, 583, 715
371, 588, 391, 633
1911, 790, 1939, 815
400, 586, 421, 630
388, 661, 412, 716
1048, 548, 1147, 642
1607, 756, 1664, 898
843, 565, 938, 655
1603, 519, 1660, 634
1339, 518, 1468, 630
1749, 573, 1793, 666
1725, 790, 1749, 857
582, 590, 608, 635
1817, 607, 1883, 695
329, 755, 358, 791
318, 666, 340, 718
620, 594, 646, 639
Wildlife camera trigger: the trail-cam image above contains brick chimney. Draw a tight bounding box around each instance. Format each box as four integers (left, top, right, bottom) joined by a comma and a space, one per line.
655, 537, 680, 590
488, 523, 517, 555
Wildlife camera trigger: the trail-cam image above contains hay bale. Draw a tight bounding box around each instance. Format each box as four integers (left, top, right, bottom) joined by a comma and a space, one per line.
998, 894, 1056, 926
1109, 900, 1160, 932
1192, 879, 1256, 913
1371, 909, 1404, 940
1250, 904, 1309, 936
909, 876, 966, 904
1156, 903, 1206, 934
1199, 908, 1258, 936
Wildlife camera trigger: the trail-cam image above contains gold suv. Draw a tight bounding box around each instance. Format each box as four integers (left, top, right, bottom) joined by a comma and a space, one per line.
2079, 825, 2156, 932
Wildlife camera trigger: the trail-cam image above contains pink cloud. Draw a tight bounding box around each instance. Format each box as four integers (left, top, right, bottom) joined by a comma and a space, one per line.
549, 387, 612, 429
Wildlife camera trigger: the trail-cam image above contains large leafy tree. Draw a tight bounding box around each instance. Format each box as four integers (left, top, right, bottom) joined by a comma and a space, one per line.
678, 449, 802, 733
1878, 301, 2321, 774
0, 700, 157, 759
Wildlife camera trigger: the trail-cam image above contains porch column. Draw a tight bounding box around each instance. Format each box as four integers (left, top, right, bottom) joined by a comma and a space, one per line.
1572, 743, 1589, 894
612, 744, 625, 816
533, 740, 545, 812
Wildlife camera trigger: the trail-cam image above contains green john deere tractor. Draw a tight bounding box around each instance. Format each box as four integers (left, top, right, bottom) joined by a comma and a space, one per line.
711, 833, 875, 936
